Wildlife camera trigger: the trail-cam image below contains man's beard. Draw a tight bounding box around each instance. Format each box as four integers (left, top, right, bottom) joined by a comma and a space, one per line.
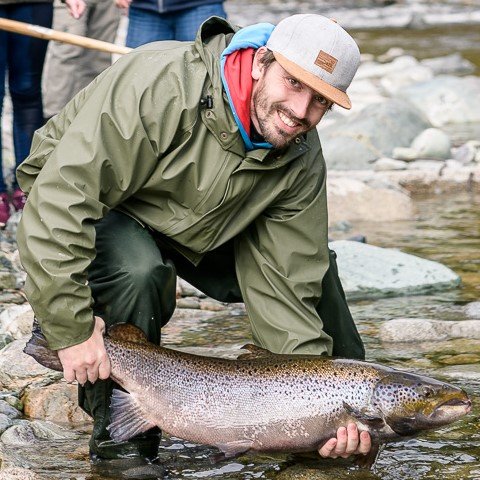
252, 83, 312, 149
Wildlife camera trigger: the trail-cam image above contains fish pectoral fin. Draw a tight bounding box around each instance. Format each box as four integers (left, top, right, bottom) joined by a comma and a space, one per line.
354, 443, 384, 470
107, 389, 156, 443
216, 439, 253, 459
342, 402, 385, 428
237, 343, 273, 360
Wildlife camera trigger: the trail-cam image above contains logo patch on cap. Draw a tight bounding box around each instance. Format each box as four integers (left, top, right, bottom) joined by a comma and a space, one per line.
315, 50, 338, 74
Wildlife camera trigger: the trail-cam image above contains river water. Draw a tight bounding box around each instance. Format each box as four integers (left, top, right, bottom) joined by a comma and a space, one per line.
5, 1, 480, 478
9, 194, 479, 479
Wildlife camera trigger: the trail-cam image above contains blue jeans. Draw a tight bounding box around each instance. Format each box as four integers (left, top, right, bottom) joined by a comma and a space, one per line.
126, 2, 226, 47
0, 2, 53, 192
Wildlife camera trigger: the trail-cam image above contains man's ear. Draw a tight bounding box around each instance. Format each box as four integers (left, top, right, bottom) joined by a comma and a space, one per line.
252, 46, 268, 80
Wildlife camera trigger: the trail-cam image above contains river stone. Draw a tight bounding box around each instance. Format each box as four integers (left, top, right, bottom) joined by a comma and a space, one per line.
420, 53, 476, 76
22, 382, 91, 425
380, 64, 434, 96
0, 339, 61, 391
410, 128, 452, 160
464, 301, 480, 318
438, 363, 480, 382
379, 318, 480, 342
0, 419, 78, 446
0, 467, 42, 480
0, 270, 16, 290
0, 305, 34, 340
327, 177, 413, 224
319, 100, 431, 170
330, 240, 461, 300
454, 141, 480, 164
396, 75, 480, 126
0, 413, 13, 435
373, 158, 408, 171
0, 400, 21, 420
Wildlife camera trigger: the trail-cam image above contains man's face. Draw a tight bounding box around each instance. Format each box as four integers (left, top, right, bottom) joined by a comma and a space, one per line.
250, 49, 332, 149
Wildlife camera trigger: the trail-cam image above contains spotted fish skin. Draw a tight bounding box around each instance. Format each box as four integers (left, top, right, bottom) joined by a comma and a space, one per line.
103, 328, 471, 458
24, 324, 472, 463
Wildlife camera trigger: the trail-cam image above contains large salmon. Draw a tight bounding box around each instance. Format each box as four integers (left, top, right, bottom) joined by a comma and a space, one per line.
24, 323, 472, 468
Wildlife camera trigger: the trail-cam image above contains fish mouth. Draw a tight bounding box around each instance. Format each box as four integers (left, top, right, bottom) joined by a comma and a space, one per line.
434, 397, 472, 415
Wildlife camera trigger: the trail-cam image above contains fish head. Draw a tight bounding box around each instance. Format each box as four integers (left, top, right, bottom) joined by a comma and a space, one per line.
372, 370, 472, 437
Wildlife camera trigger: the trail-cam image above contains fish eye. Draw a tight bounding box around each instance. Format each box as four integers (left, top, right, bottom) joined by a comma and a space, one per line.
422, 386, 435, 398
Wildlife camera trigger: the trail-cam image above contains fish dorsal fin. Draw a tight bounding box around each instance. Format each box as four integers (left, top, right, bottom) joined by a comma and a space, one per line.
237, 343, 274, 360
343, 402, 385, 427
107, 389, 156, 442
107, 324, 148, 344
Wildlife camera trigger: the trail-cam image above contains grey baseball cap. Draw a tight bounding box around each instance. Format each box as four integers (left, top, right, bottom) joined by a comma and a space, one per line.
266, 14, 360, 109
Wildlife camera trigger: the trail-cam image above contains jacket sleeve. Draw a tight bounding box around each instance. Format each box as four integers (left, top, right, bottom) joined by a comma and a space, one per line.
16, 55, 183, 350
234, 153, 332, 356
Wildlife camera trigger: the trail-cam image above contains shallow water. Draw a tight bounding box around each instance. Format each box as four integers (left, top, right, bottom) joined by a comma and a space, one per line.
5, 192, 478, 479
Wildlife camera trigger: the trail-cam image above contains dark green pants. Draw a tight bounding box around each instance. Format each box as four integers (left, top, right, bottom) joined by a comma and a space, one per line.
80, 210, 364, 457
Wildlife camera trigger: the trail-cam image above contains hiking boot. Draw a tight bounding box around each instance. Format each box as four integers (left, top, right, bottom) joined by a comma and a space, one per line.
0, 193, 10, 225
12, 188, 27, 211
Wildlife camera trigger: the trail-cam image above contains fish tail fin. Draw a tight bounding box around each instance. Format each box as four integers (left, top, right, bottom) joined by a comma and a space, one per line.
107, 389, 156, 442
23, 319, 63, 372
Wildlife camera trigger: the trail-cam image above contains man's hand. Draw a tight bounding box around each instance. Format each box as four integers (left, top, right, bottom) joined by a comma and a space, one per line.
64, 0, 86, 19
57, 316, 111, 385
319, 424, 371, 458
114, 0, 131, 10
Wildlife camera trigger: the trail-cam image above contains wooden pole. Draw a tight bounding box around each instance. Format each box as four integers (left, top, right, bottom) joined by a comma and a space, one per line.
0, 17, 132, 55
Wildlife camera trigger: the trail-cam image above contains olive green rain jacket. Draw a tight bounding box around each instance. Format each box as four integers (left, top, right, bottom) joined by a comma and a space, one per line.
16, 17, 332, 355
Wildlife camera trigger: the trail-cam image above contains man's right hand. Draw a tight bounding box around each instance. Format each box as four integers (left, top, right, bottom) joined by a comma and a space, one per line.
57, 316, 111, 385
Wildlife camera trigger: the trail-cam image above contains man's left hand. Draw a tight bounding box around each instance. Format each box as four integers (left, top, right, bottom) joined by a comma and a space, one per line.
318, 424, 371, 458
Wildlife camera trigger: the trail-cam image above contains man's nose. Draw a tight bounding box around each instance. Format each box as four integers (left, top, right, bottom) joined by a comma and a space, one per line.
289, 92, 312, 119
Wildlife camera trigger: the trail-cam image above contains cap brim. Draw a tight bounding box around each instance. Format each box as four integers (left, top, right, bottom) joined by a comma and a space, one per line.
273, 52, 352, 110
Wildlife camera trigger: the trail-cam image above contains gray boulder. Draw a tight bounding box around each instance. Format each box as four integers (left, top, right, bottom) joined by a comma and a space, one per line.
319, 100, 431, 170
379, 318, 480, 343
396, 75, 480, 127
330, 240, 461, 300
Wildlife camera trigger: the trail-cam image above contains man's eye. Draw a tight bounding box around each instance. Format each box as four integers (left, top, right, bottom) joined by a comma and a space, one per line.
316, 95, 328, 105
288, 78, 299, 87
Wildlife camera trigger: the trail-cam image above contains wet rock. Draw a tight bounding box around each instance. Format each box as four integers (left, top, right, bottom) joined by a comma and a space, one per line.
0, 305, 34, 340
330, 240, 461, 300
356, 55, 419, 80
176, 297, 200, 309
0, 270, 16, 290
464, 301, 480, 318
392, 146, 421, 161
380, 64, 434, 95
0, 400, 21, 420
0, 419, 78, 446
177, 279, 206, 298
0, 339, 61, 391
199, 299, 228, 312
406, 160, 444, 172
411, 128, 452, 160
396, 75, 480, 126
0, 413, 13, 434
377, 47, 406, 63
437, 353, 480, 365
22, 382, 91, 425
420, 53, 476, 76
374, 158, 408, 171
320, 100, 431, 170
438, 363, 480, 382
453, 140, 480, 164
327, 177, 413, 223
379, 318, 480, 342
0, 467, 42, 480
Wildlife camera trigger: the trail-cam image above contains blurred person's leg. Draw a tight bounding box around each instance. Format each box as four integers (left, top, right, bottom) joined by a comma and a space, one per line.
80, 0, 121, 89
174, 2, 226, 41
43, 0, 89, 119
126, 7, 174, 48
8, 2, 52, 216
8, 2, 52, 171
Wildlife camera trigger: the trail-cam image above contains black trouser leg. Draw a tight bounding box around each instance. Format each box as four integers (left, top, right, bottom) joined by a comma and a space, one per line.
316, 250, 365, 360
79, 211, 177, 460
